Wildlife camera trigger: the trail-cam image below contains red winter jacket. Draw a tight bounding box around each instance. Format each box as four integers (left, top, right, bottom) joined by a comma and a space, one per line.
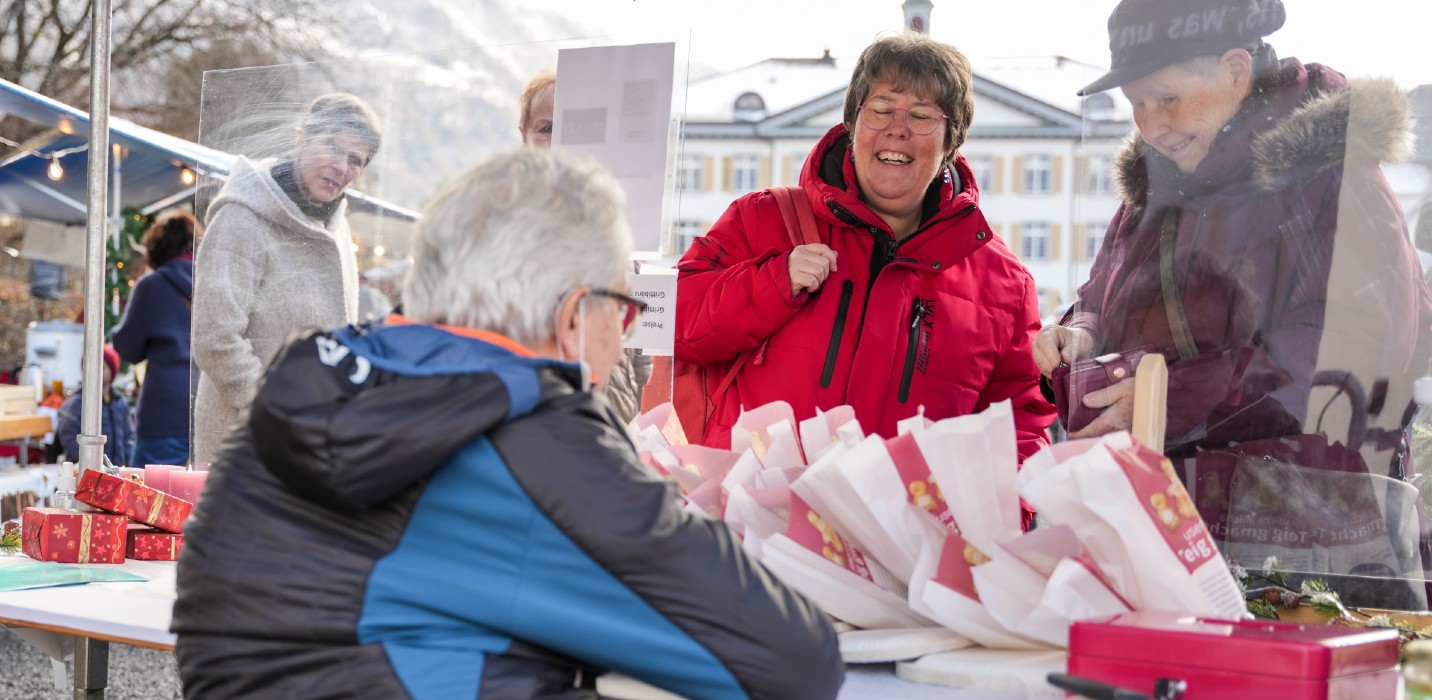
676, 124, 1054, 458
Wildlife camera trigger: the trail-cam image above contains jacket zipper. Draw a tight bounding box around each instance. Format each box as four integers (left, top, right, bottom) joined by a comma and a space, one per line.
899, 297, 925, 403
821, 280, 855, 389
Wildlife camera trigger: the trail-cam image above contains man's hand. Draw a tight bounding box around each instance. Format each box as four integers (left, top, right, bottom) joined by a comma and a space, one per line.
1068, 378, 1135, 438
788, 244, 838, 297
1033, 325, 1096, 376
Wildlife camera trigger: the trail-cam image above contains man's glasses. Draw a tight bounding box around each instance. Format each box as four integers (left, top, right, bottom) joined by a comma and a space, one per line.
587, 288, 649, 340
858, 102, 949, 136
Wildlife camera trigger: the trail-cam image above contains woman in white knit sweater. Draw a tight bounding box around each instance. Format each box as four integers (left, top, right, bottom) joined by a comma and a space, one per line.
192, 94, 382, 464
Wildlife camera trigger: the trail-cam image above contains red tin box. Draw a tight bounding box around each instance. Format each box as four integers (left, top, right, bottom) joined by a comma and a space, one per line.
1068, 611, 1400, 700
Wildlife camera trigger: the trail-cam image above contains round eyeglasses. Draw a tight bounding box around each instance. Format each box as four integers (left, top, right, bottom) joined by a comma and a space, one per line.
858, 102, 949, 136
587, 288, 649, 340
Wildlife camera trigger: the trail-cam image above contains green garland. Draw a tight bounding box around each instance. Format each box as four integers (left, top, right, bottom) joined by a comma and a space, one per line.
104, 206, 152, 335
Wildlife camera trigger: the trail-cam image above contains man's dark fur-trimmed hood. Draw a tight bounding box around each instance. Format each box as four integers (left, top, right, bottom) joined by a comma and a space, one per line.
1114, 77, 1413, 206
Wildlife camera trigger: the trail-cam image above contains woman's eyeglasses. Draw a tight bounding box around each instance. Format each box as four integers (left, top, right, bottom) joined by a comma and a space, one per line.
858, 102, 949, 136
587, 288, 649, 340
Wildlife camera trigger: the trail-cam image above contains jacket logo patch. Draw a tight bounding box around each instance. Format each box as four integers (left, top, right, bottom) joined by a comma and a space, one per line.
316, 336, 372, 384
916, 300, 935, 375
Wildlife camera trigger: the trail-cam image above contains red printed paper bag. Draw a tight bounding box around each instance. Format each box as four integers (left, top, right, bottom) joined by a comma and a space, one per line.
761, 494, 929, 629
798, 405, 861, 463
971, 525, 1132, 648
907, 517, 1044, 649
733, 401, 805, 469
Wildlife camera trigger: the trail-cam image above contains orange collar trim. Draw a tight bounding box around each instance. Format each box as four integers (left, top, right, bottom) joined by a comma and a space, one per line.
384, 314, 537, 358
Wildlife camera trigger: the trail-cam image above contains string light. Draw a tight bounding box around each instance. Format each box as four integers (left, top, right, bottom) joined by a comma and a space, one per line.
47, 157, 64, 181
180, 167, 195, 185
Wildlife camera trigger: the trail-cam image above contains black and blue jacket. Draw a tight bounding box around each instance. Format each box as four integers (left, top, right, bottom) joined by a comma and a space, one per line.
172, 320, 843, 699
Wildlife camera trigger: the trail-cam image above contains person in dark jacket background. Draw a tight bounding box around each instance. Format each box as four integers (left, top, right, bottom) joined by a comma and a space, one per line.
172, 148, 844, 700
111, 209, 198, 466
1033, 0, 1432, 592
57, 345, 134, 466
1034, 0, 1432, 468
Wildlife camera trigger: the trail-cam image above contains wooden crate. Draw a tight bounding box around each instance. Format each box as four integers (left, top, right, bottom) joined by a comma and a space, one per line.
0, 385, 39, 415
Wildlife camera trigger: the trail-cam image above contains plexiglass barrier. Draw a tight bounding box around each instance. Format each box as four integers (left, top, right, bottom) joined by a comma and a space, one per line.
187, 38, 687, 464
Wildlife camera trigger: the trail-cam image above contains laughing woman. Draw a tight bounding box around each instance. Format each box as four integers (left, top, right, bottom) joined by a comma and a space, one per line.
675, 33, 1054, 463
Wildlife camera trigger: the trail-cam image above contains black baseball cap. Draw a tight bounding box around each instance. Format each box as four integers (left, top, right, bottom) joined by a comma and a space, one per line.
1078, 0, 1286, 95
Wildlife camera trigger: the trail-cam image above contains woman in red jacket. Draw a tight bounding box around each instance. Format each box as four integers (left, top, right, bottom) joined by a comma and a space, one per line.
675, 34, 1054, 458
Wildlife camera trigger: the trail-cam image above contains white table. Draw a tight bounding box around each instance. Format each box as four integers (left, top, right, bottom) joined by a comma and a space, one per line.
0, 556, 1053, 699
0, 464, 63, 519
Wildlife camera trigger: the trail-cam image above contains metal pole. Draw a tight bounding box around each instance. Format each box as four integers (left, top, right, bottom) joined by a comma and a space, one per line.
76, 0, 114, 696
78, 0, 114, 478
72, 636, 109, 700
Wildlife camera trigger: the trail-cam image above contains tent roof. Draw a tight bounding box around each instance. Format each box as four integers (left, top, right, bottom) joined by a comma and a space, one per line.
0, 78, 418, 225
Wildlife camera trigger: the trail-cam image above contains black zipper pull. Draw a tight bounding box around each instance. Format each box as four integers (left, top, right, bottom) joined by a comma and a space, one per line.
910, 297, 926, 330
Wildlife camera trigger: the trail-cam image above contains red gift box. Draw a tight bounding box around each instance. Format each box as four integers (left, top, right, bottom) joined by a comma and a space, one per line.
125, 524, 185, 561
76, 469, 193, 533
21, 507, 127, 564
1068, 611, 1400, 699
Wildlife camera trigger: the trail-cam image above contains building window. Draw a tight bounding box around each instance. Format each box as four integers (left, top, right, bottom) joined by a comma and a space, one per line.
1021, 221, 1050, 261
1086, 222, 1107, 260
675, 220, 705, 253
1085, 155, 1114, 195
1081, 93, 1116, 121
1023, 154, 1052, 193
731, 154, 761, 193
734, 92, 767, 122
678, 153, 704, 191
967, 153, 995, 191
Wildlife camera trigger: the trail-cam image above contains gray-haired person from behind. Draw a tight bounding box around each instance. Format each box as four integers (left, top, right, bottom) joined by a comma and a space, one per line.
173, 148, 844, 700
192, 93, 383, 464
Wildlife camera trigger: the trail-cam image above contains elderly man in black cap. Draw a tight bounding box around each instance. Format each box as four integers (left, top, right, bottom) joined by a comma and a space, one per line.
1035, 0, 1432, 593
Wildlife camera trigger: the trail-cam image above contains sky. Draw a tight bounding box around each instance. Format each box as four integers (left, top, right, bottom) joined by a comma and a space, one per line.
546, 0, 1432, 90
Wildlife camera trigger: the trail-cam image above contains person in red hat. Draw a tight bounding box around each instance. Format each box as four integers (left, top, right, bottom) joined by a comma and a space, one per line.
55, 344, 135, 466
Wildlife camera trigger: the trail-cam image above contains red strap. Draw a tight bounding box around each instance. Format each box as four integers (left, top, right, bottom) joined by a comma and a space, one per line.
769, 186, 821, 246
707, 188, 821, 414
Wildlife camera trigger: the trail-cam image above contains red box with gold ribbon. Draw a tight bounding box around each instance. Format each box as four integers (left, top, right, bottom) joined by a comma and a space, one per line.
125, 524, 185, 561
76, 469, 193, 533
20, 507, 127, 564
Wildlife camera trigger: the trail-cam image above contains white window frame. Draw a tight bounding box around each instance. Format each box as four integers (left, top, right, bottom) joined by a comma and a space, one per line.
1024, 154, 1052, 193
967, 153, 995, 190
1021, 221, 1051, 261
1086, 222, 1107, 261
731, 154, 761, 193
1086, 155, 1114, 195
678, 153, 704, 192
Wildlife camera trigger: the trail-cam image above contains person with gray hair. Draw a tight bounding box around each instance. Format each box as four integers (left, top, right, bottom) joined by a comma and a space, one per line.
1034, 0, 1432, 597
173, 148, 844, 700
192, 92, 382, 464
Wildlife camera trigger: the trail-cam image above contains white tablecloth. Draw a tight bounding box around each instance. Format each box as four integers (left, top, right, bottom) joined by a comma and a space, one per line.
0, 555, 1058, 698
0, 464, 61, 501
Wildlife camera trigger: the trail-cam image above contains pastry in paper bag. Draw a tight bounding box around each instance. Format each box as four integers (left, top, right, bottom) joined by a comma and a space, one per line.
732, 401, 805, 470
908, 516, 1046, 649
1016, 432, 1245, 618
761, 494, 930, 629
969, 524, 1132, 648
792, 435, 918, 582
